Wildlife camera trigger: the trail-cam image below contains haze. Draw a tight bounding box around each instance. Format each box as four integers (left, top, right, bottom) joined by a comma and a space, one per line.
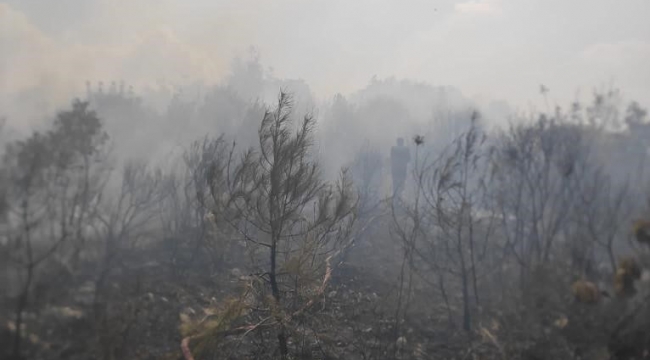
2, 0, 650, 126
5, 1, 650, 359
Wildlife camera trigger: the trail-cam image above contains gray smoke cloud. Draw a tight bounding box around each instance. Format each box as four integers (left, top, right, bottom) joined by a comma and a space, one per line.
1, 0, 649, 130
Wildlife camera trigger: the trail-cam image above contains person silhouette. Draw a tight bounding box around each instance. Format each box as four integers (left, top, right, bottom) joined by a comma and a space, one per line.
390, 137, 411, 198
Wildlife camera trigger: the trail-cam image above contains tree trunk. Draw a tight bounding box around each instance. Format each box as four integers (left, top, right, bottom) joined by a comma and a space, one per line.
607, 244, 617, 275
458, 231, 471, 332
269, 239, 288, 359
438, 273, 453, 328
12, 263, 34, 359
13, 201, 34, 360
461, 267, 471, 332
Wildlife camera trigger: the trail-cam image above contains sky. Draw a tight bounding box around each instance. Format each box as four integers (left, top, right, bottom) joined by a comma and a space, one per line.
1, 0, 650, 125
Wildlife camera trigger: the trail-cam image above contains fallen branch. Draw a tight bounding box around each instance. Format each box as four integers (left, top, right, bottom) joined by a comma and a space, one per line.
181, 337, 195, 360
291, 254, 333, 319
181, 320, 272, 360
290, 218, 375, 320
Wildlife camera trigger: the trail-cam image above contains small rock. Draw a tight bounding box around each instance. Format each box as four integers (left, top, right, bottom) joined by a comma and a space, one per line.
396, 336, 407, 349
230, 268, 243, 278
642, 269, 650, 282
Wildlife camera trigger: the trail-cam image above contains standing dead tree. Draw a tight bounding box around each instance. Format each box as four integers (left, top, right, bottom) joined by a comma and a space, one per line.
415, 115, 493, 333
571, 164, 631, 275
488, 116, 583, 290
158, 135, 233, 278
3, 132, 54, 360
1, 101, 108, 359
388, 134, 424, 353
90, 160, 169, 360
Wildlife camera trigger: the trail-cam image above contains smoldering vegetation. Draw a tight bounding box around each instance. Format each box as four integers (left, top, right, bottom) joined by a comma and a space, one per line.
1, 55, 650, 360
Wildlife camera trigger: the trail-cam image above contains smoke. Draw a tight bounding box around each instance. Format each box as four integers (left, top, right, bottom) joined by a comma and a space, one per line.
0, 0, 242, 127
1, 0, 650, 132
